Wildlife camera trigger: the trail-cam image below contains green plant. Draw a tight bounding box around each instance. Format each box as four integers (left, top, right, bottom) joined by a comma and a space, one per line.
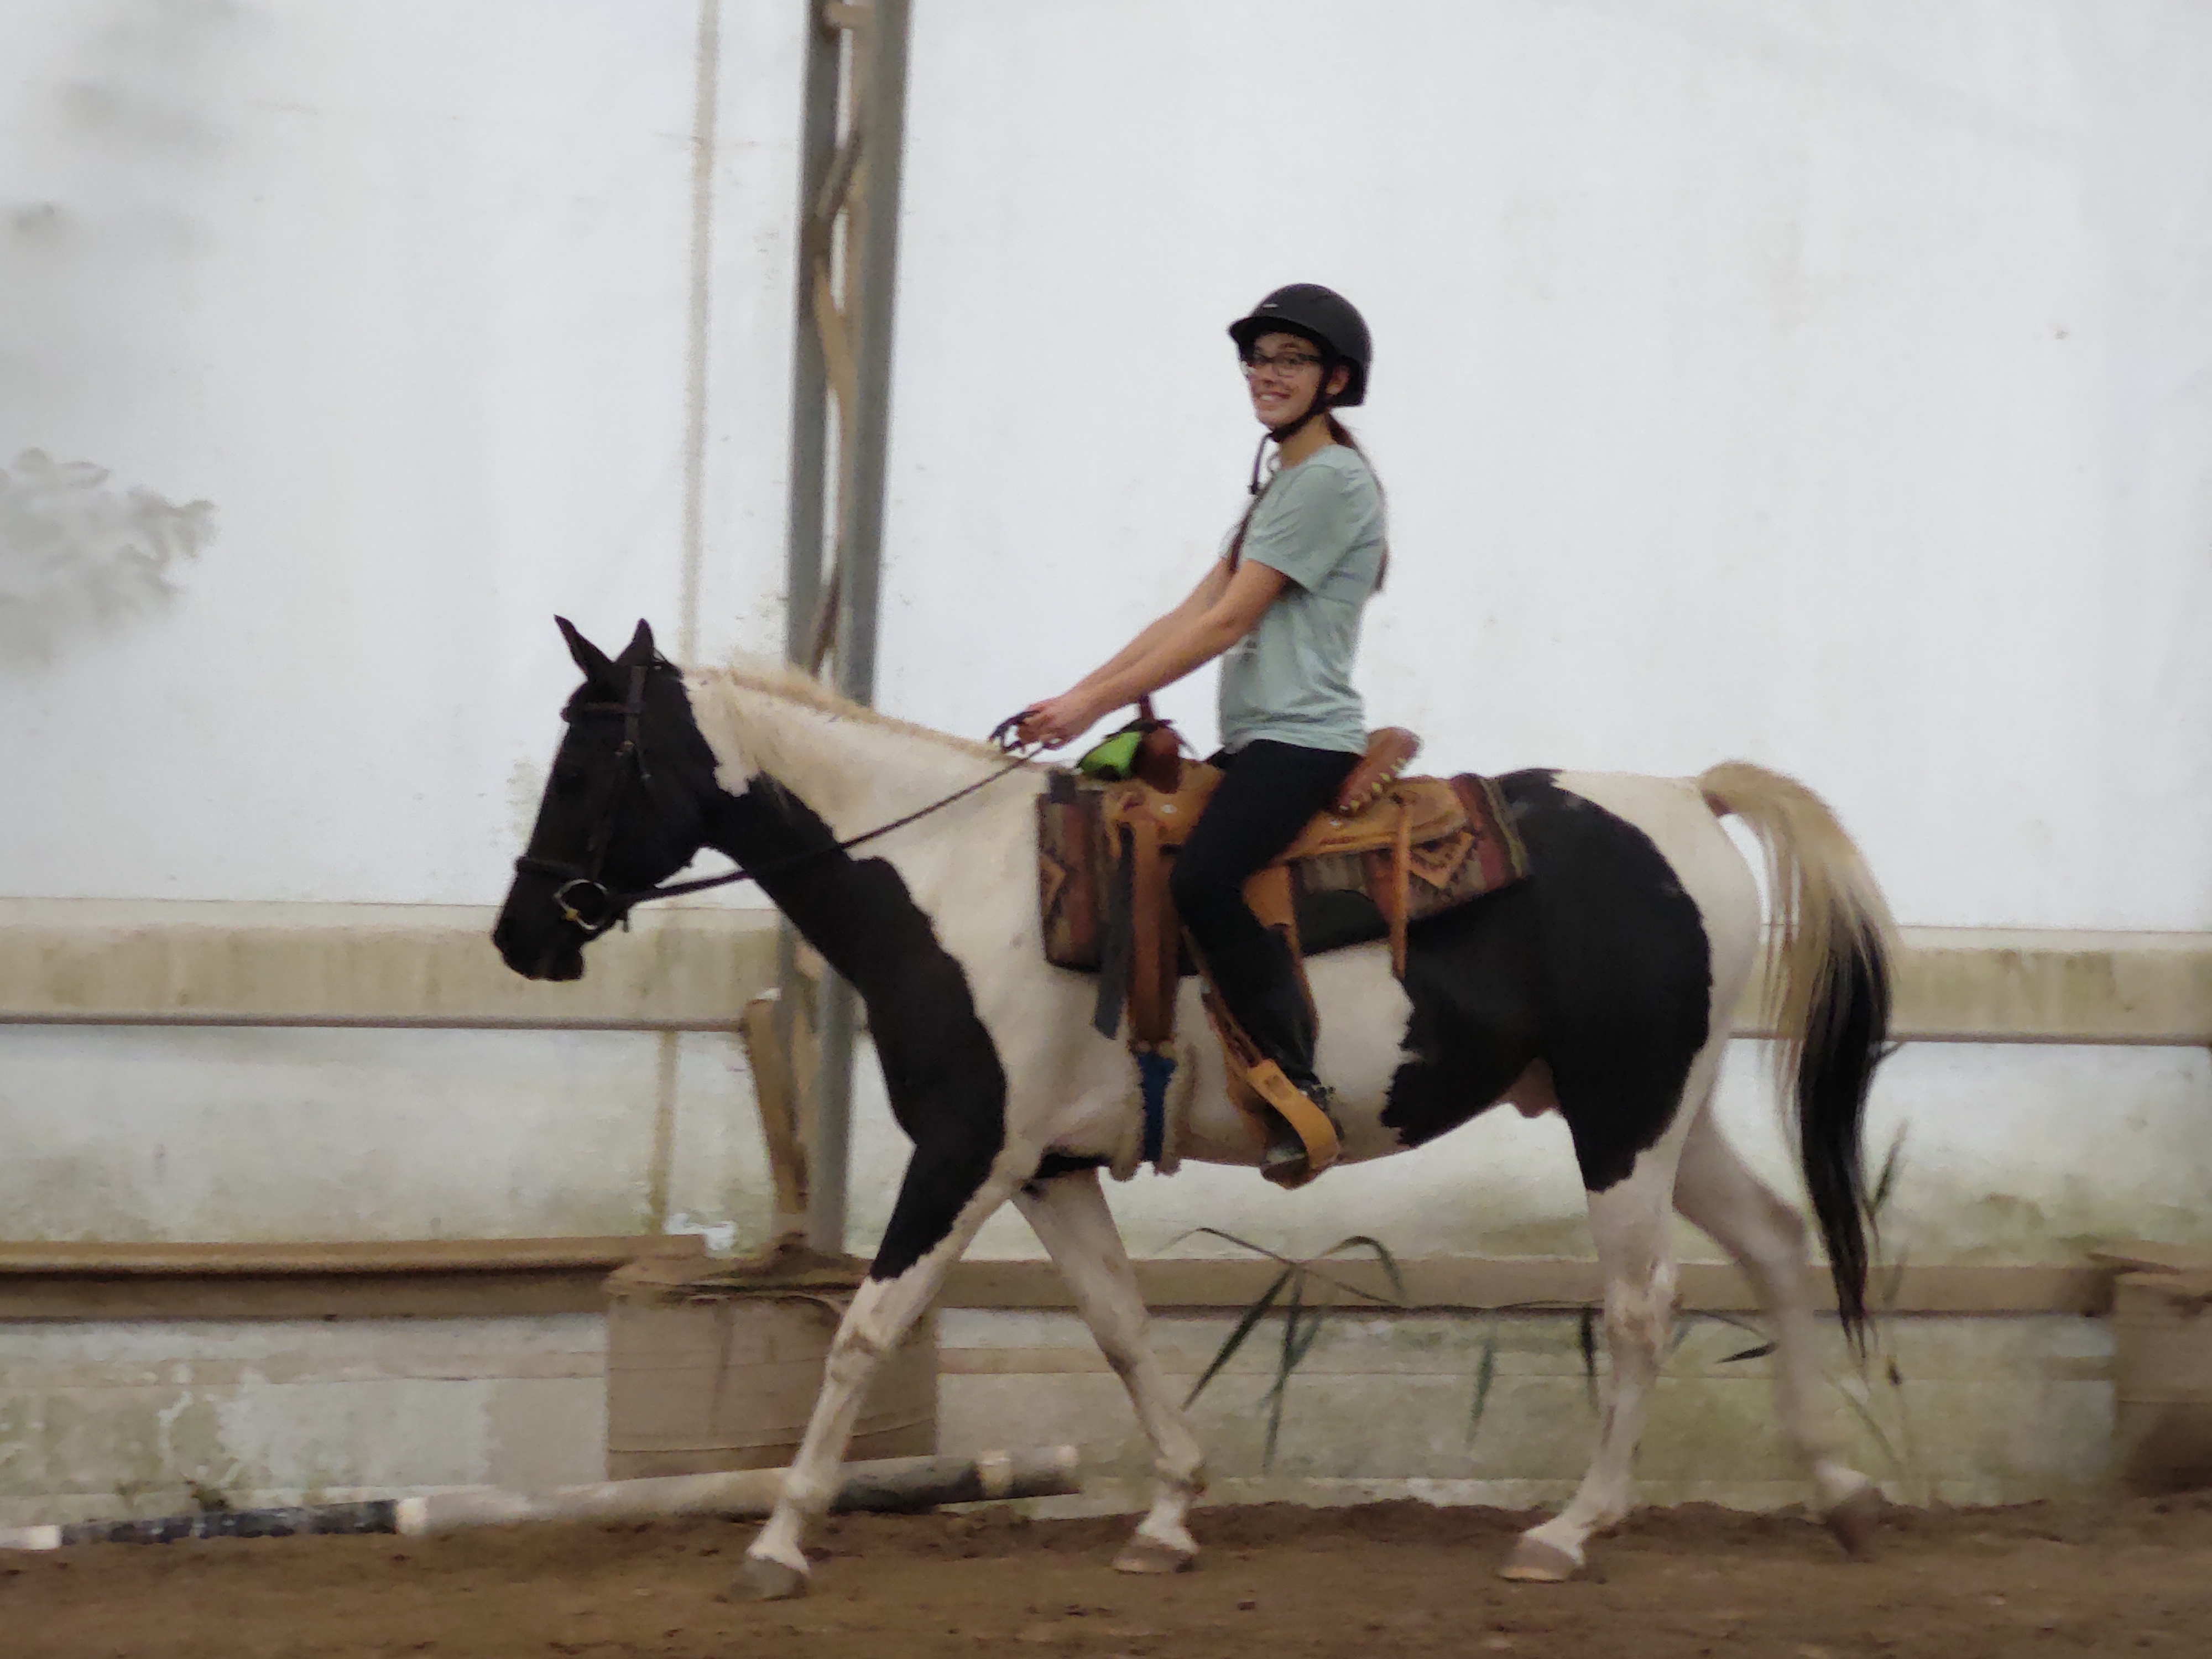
1194, 1122, 1924, 1486
1178, 1229, 1406, 1470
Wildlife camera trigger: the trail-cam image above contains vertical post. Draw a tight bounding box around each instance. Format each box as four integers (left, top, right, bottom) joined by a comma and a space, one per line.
778, 0, 911, 1260
781, 2, 838, 669
831, 0, 909, 709
676, 0, 723, 665
778, 0, 843, 1255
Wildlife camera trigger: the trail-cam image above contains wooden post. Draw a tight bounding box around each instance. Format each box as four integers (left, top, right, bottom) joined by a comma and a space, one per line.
736, 994, 809, 1237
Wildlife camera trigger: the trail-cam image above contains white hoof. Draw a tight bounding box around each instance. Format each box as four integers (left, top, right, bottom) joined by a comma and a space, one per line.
1112, 1531, 1198, 1575
740, 1550, 811, 1601
1498, 1533, 1583, 1583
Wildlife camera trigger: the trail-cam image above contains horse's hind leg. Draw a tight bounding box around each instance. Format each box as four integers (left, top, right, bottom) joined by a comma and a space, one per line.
1502, 1045, 1717, 1583
1672, 1099, 1880, 1551
1503, 1171, 1679, 1578
1015, 1168, 1207, 1574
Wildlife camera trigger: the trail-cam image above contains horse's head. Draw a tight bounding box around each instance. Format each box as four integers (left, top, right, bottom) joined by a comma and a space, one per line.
492, 617, 723, 981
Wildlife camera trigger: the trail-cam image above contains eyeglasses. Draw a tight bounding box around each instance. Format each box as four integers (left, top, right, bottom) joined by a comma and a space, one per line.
1242, 349, 1323, 380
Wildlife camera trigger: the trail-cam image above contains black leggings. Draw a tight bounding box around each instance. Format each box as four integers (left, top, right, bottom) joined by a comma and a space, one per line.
1168, 739, 1360, 967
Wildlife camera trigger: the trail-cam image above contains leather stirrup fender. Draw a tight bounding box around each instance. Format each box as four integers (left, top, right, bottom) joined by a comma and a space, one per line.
1387, 795, 1415, 978
1198, 986, 1342, 1187
1091, 824, 1135, 1039
1125, 812, 1177, 1047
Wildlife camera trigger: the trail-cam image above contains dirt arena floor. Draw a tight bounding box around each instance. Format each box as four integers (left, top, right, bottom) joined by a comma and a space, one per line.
10, 1492, 2212, 1658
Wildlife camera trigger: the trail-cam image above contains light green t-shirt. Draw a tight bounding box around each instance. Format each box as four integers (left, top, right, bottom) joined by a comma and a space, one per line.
1218, 444, 1383, 756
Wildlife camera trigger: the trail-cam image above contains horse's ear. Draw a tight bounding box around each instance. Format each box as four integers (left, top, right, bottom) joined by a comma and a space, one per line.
620, 619, 658, 664
556, 615, 614, 682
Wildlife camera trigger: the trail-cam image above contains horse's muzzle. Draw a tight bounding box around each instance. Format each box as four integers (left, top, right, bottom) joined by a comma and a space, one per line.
492, 911, 587, 983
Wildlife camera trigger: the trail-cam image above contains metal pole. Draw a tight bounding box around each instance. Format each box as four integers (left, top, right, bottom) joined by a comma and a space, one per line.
806, 0, 910, 1258
808, 974, 860, 1254
781, 4, 838, 668
779, 0, 844, 1254
776, 0, 911, 1259
831, 0, 909, 709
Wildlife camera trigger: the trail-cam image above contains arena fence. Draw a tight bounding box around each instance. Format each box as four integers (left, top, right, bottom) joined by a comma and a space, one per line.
1, 899, 2205, 1319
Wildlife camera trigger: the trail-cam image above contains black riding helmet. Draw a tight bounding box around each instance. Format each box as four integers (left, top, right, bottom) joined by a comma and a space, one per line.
1228, 283, 1371, 408
1228, 283, 1373, 493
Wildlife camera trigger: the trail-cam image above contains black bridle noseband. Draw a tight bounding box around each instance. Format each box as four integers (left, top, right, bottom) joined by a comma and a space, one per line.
514, 661, 1038, 941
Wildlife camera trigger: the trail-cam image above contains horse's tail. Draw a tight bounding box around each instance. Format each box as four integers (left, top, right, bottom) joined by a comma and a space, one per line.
1698, 761, 1898, 1349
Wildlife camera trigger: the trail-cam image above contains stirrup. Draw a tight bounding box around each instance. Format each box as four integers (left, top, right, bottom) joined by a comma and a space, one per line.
1249, 1067, 1340, 1190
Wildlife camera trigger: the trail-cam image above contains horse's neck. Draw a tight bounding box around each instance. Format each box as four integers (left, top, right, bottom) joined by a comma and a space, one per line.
686, 671, 1014, 849
685, 672, 1041, 991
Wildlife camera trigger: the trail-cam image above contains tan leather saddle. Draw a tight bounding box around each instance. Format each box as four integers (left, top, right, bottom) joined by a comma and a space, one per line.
1036, 727, 1530, 1184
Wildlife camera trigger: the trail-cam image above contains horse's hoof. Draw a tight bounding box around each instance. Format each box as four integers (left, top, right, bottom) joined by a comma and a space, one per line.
1498, 1535, 1583, 1583
740, 1552, 810, 1601
1822, 1485, 1885, 1559
1113, 1533, 1197, 1575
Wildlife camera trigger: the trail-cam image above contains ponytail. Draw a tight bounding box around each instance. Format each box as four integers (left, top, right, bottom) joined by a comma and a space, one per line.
1323, 414, 1390, 592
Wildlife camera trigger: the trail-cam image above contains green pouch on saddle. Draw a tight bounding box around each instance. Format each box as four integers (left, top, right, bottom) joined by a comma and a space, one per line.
1077, 728, 1145, 781
1074, 697, 1184, 794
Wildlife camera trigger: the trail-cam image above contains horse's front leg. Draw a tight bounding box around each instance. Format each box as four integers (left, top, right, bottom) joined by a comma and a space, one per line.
741, 1140, 1027, 1599
1014, 1166, 1207, 1574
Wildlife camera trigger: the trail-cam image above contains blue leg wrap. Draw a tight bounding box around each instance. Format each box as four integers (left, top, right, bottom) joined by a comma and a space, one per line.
1136, 1048, 1176, 1169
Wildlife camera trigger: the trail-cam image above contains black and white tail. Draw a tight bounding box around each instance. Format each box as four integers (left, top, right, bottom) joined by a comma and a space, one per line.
1699, 762, 1898, 1346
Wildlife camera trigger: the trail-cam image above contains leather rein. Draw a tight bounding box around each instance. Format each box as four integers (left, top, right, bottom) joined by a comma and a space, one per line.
514, 660, 1038, 940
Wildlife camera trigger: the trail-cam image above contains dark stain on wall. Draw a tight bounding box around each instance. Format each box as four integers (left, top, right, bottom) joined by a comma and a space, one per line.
0, 450, 215, 666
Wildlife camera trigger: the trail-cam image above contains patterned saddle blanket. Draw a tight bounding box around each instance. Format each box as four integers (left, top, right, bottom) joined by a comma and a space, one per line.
1035, 761, 1530, 1041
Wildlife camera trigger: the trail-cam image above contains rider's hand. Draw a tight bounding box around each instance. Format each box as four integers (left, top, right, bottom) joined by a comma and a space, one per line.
1018, 688, 1107, 749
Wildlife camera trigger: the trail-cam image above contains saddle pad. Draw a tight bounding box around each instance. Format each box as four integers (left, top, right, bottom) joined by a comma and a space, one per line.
1035, 768, 1529, 974
1291, 773, 1528, 945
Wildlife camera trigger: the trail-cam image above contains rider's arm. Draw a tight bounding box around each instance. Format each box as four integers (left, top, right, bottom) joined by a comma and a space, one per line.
1077, 559, 1286, 712
1067, 560, 1231, 697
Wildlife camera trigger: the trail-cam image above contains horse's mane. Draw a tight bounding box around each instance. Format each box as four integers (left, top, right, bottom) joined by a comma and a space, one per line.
686, 656, 1018, 766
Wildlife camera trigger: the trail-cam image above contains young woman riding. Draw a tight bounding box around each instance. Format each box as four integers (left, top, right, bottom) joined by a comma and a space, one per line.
1019, 283, 1388, 1182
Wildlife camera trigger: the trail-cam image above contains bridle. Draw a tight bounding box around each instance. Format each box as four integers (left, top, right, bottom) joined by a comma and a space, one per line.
512, 660, 675, 938
513, 660, 1038, 940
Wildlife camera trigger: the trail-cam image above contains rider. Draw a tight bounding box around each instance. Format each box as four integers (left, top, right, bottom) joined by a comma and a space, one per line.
1020, 283, 1387, 1181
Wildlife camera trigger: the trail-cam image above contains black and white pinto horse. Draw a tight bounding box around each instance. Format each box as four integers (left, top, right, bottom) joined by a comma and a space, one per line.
493, 620, 1897, 1598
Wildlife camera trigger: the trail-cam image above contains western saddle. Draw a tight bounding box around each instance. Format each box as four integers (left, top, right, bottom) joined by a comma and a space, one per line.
1036, 722, 1528, 1186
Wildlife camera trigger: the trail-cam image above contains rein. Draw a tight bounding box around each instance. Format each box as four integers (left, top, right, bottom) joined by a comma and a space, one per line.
515, 663, 1039, 939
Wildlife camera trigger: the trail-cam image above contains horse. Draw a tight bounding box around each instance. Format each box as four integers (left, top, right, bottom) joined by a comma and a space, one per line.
493, 617, 1897, 1599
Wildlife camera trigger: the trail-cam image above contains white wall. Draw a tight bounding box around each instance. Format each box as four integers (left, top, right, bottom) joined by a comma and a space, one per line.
881, 0, 2212, 934
0, 1022, 773, 1243
2, 2, 2208, 1261
0, 1306, 2114, 1523
6, 0, 2209, 926
1, 0, 799, 905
